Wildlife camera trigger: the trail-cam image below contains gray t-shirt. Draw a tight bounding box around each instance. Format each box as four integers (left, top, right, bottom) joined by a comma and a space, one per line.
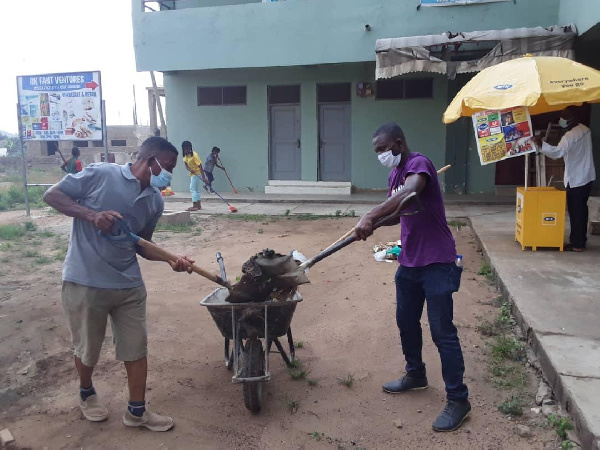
204, 153, 216, 173
59, 163, 164, 289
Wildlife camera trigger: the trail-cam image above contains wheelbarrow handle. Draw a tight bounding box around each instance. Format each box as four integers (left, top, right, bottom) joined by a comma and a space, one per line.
300, 192, 423, 271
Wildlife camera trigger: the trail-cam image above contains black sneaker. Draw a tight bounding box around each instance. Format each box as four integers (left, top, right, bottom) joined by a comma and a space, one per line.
432, 400, 471, 432
382, 374, 428, 394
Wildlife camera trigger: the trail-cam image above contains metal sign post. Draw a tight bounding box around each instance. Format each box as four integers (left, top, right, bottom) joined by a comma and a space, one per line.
102, 100, 109, 162
16, 103, 30, 217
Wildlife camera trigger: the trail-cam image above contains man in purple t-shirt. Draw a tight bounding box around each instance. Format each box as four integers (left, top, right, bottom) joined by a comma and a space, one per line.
355, 122, 470, 432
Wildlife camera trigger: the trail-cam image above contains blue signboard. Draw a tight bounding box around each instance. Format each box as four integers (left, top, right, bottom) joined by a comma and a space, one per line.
421, 0, 511, 6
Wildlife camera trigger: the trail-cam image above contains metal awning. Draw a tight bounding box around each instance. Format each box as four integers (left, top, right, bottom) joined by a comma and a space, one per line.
376, 25, 577, 80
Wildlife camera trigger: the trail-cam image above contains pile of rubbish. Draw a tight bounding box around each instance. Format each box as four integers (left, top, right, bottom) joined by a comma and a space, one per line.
373, 241, 402, 263
227, 249, 303, 303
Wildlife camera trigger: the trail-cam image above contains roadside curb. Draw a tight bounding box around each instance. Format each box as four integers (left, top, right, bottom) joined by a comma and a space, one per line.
469, 218, 599, 450
165, 196, 515, 206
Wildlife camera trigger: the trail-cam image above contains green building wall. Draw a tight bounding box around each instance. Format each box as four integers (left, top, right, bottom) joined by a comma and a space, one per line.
165, 64, 449, 194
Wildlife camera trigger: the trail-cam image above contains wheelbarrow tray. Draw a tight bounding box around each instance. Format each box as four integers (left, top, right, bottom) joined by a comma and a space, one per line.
200, 287, 303, 340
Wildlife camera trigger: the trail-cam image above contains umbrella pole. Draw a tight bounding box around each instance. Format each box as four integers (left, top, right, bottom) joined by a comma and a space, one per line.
524, 153, 529, 190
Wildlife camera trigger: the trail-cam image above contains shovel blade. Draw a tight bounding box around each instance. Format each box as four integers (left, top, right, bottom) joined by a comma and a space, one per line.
271, 270, 311, 288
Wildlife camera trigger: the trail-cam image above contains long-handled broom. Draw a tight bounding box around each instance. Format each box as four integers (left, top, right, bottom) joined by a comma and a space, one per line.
196, 174, 238, 212
217, 156, 239, 194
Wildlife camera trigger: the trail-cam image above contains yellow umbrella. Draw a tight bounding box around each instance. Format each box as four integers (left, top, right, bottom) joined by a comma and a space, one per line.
443, 56, 600, 124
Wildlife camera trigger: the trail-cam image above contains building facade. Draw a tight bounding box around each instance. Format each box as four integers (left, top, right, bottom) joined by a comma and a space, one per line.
132, 0, 600, 195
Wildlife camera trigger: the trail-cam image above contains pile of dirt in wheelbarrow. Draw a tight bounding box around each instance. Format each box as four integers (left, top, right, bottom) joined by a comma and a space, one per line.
227, 249, 300, 303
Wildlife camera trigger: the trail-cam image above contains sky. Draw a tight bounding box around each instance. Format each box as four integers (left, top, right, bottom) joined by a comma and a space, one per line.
0, 0, 161, 134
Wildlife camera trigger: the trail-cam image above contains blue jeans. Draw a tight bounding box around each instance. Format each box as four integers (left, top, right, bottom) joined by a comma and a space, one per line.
190, 176, 201, 202
395, 263, 468, 401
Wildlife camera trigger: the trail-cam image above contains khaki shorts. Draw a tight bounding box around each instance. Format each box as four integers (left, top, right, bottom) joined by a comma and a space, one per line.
62, 281, 147, 367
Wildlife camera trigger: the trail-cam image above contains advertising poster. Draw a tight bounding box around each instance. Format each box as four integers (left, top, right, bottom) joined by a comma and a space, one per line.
17, 71, 103, 141
420, 0, 510, 5
472, 106, 535, 166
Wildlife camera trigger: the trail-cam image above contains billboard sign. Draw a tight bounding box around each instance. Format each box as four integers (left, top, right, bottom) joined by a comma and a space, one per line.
17, 71, 103, 141
420, 0, 511, 6
472, 106, 536, 165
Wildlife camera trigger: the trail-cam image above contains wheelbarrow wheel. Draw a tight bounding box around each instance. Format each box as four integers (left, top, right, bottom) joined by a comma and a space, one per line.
242, 337, 264, 413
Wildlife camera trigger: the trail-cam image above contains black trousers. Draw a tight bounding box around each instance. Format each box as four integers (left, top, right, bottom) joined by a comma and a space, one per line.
566, 182, 593, 248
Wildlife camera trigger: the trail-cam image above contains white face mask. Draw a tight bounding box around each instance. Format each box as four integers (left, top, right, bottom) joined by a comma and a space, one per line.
559, 118, 569, 129
378, 150, 403, 168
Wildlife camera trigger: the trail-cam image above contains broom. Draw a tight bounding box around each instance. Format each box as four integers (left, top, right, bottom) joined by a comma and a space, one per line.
196, 174, 238, 212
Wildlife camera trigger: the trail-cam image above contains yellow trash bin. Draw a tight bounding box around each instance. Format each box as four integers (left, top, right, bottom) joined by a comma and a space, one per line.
515, 187, 566, 252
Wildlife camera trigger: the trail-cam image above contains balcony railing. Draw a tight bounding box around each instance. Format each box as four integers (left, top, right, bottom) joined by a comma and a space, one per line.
143, 0, 281, 12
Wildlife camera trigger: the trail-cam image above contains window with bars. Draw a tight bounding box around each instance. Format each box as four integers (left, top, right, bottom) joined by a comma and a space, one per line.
197, 86, 247, 106
376, 78, 434, 100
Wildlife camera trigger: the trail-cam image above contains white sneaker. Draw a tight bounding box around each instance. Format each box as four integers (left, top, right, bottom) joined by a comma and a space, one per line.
79, 394, 109, 422
123, 409, 174, 432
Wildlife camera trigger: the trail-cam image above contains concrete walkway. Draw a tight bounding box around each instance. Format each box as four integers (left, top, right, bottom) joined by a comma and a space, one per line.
468, 208, 600, 450
167, 198, 599, 448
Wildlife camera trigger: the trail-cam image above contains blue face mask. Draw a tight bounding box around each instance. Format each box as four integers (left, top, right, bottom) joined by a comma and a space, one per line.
559, 118, 569, 129
149, 158, 172, 189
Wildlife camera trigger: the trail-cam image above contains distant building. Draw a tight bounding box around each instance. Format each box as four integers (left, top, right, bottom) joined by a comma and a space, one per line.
26, 125, 153, 165
132, 0, 600, 195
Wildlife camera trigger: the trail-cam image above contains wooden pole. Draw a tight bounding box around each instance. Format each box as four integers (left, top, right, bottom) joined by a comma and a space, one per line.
150, 71, 166, 138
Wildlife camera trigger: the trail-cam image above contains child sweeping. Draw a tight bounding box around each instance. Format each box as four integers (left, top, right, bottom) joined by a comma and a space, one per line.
181, 141, 207, 211
203, 146, 225, 193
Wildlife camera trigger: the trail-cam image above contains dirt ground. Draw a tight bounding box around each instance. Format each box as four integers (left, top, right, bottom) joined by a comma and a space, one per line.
0, 209, 562, 449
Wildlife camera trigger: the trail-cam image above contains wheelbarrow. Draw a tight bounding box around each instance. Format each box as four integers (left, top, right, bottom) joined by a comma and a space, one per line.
200, 252, 302, 413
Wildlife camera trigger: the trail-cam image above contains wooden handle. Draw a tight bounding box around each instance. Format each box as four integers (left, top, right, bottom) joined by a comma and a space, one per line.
136, 238, 229, 287
325, 166, 451, 250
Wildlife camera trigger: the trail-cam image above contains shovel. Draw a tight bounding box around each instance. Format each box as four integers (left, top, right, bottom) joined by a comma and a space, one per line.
273, 192, 423, 288
100, 219, 230, 288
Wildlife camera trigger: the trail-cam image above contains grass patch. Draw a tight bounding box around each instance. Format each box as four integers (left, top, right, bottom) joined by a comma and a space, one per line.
548, 414, 573, 440
477, 262, 494, 281
491, 336, 525, 362
38, 230, 55, 238
54, 247, 68, 261
309, 432, 323, 442
288, 368, 308, 380
155, 221, 195, 233
497, 302, 516, 327
289, 358, 302, 369
286, 399, 299, 413
489, 362, 527, 389
23, 250, 40, 258
294, 341, 304, 348
448, 220, 468, 229
34, 255, 53, 265
257, 228, 264, 234
0, 224, 26, 240
306, 378, 318, 386
337, 373, 354, 388
0, 242, 13, 251
498, 395, 525, 416
0, 185, 48, 211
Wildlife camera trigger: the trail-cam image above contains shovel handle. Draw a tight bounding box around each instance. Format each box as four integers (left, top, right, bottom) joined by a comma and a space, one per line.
302, 192, 422, 271
136, 238, 230, 287
325, 166, 449, 250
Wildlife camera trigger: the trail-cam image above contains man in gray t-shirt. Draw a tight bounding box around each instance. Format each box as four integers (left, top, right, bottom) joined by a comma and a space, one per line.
44, 137, 193, 432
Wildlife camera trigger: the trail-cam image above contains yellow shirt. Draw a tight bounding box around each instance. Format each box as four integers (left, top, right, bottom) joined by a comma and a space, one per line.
183, 151, 202, 176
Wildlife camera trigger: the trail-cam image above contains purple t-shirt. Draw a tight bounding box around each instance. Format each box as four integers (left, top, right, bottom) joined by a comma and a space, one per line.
388, 152, 456, 267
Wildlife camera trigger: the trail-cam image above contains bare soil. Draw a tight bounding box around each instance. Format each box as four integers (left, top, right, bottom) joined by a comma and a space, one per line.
0, 209, 561, 449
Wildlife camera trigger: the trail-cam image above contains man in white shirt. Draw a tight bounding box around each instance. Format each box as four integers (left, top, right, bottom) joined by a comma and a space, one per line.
534, 107, 596, 252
